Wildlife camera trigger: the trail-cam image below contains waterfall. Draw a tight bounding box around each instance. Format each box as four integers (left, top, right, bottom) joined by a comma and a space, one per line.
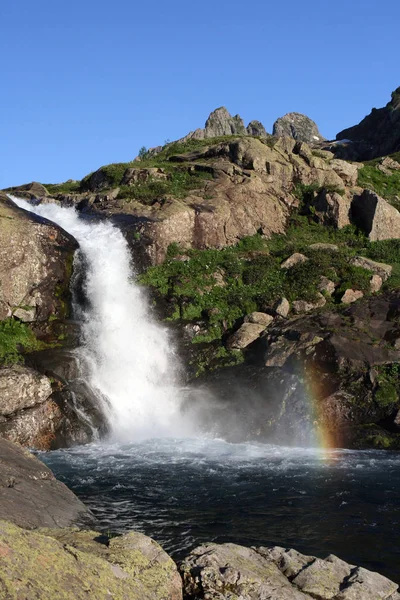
11, 197, 190, 441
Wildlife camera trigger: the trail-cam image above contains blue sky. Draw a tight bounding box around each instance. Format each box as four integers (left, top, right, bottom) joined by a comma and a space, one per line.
1, 0, 399, 188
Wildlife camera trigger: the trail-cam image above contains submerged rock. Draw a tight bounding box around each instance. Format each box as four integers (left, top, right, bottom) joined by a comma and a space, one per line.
180, 542, 399, 599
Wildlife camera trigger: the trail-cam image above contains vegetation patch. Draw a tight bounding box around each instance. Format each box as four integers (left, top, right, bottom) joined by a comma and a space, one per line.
117, 170, 213, 204
357, 155, 400, 208
0, 319, 41, 365
374, 364, 400, 408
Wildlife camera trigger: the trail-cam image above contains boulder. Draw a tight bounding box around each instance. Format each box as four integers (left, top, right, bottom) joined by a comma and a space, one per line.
350, 256, 392, 281
180, 543, 398, 600
351, 190, 400, 241
309, 243, 339, 252
227, 322, 266, 349
292, 293, 326, 313
370, 274, 383, 292
5, 181, 49, 200
0, 437, 95, 529
273, 112, 325, 143
0, 366, 52, 416
244, 312, 274, 326
341, 289, 364, 304
281, 253, 309, 269
312, 189, 352, 228
0, 197, 78, 322
318, 276, 336, 295
0, 521, 182, 600
274, 297, 290, 317
329, 159, 359, 186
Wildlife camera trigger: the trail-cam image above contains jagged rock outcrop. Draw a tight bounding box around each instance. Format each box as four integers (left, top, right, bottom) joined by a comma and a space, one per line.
103, 136, 348, 265
0, 437, 95, 529
273, 112, 325, 143
0, 196, 77, 322
178, 107, 267, 144
337, 87, 400, 159
180, 542, 399, 600
0, 520, 182, 600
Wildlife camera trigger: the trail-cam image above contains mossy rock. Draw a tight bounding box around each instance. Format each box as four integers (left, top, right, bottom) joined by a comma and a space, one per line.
0, 521, 182, 600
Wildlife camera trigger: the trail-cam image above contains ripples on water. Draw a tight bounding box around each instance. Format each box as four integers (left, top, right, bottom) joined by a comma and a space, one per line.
41, 438, 400, 583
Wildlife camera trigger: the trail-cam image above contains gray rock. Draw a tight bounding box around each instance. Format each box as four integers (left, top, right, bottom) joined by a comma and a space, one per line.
330, 159, 359, 186
273, 112, 325, 144
227, 322, 266, 349
0, 366, 52, 416
351, 190, 400, 241
309, 243, 339, 252
312, 189, 352, 229
0, 437, 95, 529
349, 256, 392, 281
204, 107, 247, 138
244, 312, 274, 326
281, 253, 309, 269
181, 543, 399, 599
293, 293, 327, 313
318, 276, 336, 295
274, 297, 290, 317
247, 120, 267, 137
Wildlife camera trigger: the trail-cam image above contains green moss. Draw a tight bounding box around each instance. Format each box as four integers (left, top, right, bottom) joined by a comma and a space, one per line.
44, 181, 81, 195
374, 364, 400, 408
0, 319, 41, 364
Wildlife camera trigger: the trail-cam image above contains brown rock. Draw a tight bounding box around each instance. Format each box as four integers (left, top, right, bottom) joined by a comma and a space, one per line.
312, 189, 352, 228
0, 197, 77, 322
370, 274, 383, 292
341, 289, 364, 304
330, 159, 359, 186
0, 366, 52, 416
318, 276, 336, 295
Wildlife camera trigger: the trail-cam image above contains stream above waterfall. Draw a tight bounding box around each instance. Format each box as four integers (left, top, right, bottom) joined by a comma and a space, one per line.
41, 437, 400, 584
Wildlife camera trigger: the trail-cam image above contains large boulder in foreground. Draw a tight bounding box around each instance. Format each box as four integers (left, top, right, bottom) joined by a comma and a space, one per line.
351, 190, 400, 241
273, 112, 325, 143
181, 542, 399, 599
0, 521, 182, 600
0, 195, 78, 322
0, 437, 95, 529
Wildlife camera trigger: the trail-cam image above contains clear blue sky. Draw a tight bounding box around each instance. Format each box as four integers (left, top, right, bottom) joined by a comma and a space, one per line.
1, 0, 399, 188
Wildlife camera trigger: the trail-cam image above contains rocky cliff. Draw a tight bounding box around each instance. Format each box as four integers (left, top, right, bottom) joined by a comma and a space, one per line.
337, 87, 400, 160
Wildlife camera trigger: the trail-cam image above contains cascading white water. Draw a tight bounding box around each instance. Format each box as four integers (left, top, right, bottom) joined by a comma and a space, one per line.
11, 197, 191, 441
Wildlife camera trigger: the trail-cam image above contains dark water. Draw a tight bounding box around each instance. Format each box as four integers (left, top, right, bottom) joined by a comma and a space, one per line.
41, 437, 400, 584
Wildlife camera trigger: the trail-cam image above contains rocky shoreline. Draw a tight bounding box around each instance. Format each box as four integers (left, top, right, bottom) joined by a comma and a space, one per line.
0, 437, 398, 599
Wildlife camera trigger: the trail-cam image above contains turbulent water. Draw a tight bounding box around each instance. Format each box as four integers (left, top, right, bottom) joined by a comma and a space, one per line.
11, 197, 191, 440
42, 438, 400, 583
11, 197, 400, 585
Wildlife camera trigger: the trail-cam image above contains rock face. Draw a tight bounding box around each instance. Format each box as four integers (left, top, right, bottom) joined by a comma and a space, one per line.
351, 190, 400, 241
0, 437, 95, 529
113, 136, 348, 265
0, 366, 62, 449
0, 521, 182, 600
0, 196, 78, 322
193, 291, 400, 447
337, 87, 400, 159
273, 112, 325, 143
178, 107, 267, 144
180, 542, 399, 600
